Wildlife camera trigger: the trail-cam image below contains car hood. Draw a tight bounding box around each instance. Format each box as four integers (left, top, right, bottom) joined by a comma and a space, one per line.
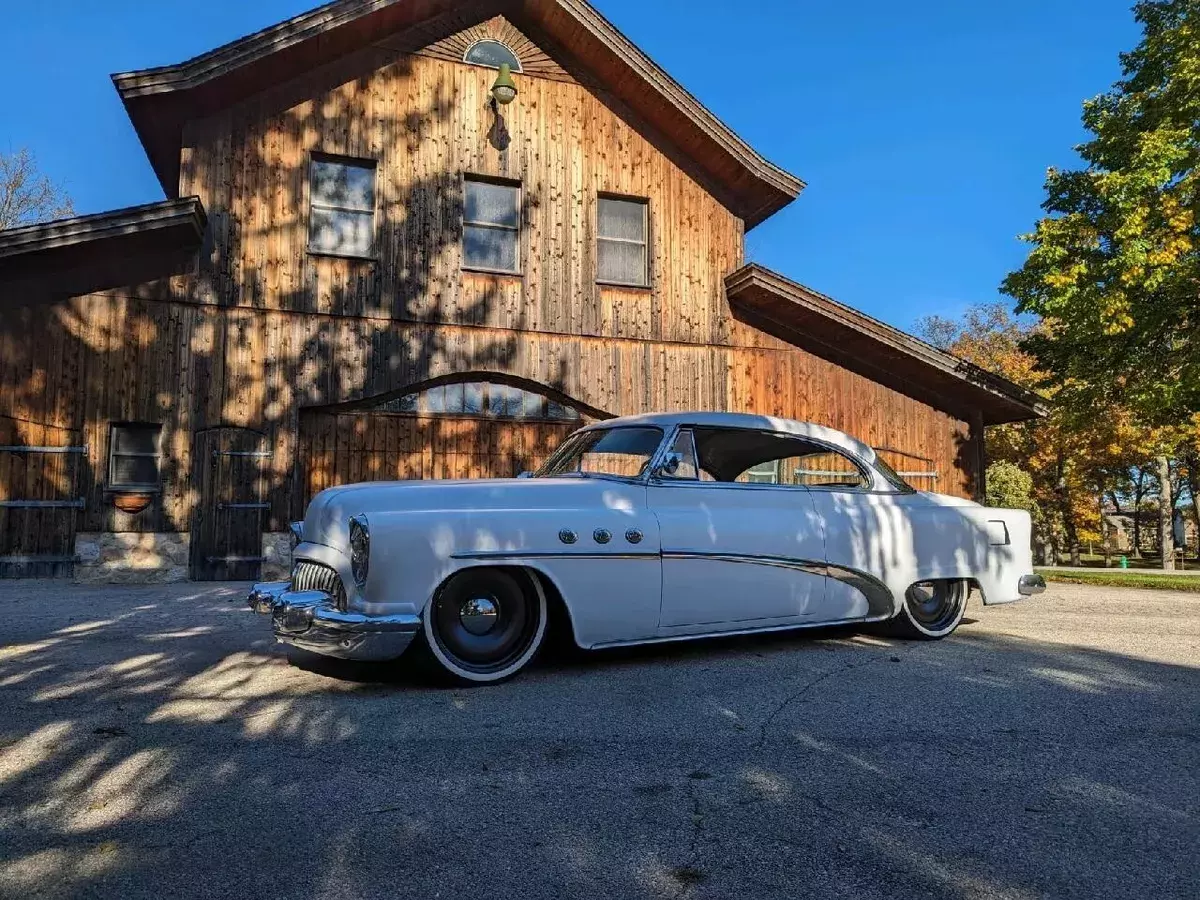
300, 478, 638, 552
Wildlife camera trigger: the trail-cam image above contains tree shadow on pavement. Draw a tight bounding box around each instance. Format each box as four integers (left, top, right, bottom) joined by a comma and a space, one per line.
0, 582, 1196, 900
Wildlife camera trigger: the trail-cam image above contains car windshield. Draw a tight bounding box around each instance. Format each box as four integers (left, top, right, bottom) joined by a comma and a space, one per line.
536, 427, 664, 480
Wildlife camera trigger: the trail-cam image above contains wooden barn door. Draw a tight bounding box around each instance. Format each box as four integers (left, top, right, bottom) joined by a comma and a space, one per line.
191, 428, 272, 582
0, 418, 86, 578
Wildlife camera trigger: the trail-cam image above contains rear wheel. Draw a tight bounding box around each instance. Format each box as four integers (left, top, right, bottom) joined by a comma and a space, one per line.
888, 580, 969, 640
422, 568, 547, 684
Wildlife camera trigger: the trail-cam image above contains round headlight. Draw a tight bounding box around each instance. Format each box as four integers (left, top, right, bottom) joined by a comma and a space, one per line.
349, 515, 370, 589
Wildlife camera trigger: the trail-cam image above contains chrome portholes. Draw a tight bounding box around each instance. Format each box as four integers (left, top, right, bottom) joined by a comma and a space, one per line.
594, 528, 612, 545
559, 529, 578, 545
625, 529, 644, 545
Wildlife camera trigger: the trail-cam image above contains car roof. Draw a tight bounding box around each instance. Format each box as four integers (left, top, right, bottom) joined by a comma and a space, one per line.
579, 412, 877, 464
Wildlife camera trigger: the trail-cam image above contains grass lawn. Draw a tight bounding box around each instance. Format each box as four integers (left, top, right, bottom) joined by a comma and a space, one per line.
1037, 568, 1200, 593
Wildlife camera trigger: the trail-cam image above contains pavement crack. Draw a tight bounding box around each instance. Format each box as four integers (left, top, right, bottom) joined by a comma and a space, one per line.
753, 650, 878, 751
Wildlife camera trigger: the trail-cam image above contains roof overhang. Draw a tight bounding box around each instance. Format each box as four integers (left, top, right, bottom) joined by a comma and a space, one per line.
0, 198, 207, 302
111, 0, 803, 228
725, 264, 1048, 426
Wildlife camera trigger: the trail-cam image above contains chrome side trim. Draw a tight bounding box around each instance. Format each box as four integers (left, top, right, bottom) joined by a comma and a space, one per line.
451, 550, 659, 562
661, 550, 827, 576
449, 549, 896, 616
825, 563, 896, 618
661, 550, 895, 618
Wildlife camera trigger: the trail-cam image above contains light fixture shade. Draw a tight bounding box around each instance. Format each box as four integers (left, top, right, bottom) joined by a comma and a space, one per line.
491, 63, 518, 105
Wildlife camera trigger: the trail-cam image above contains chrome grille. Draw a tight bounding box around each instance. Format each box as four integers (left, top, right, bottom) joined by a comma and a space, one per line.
291, 561, 347, 611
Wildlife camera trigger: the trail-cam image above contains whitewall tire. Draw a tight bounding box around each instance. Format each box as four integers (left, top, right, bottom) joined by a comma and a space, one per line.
888, 580, 969, 640
421, 568, 548, 684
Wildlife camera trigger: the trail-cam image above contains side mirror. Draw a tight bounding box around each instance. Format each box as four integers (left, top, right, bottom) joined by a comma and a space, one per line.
517, 471, 534, 479
658, 452, 683, 478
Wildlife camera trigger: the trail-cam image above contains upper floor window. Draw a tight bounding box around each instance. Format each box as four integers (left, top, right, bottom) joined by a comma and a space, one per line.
597, 196, 649, 287
373, 380, 584, 423
464, 177, 520, 274
308, 155, 376, 258
108, 423, 162, 491
463, 40, 522, 72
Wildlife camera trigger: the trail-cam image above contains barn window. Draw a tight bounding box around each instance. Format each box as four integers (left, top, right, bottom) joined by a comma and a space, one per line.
374, 381, 583, 423
108, 424, 163, 491
597, 196, 649, 287
463, 40, 522, 72
464, 177, 521, 273
308, 155, 377, 258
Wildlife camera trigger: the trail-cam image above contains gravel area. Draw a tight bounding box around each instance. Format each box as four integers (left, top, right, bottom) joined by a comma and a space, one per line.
0, 581, 1197, 899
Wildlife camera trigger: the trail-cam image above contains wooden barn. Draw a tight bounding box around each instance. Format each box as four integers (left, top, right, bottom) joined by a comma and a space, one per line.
0, 0, 1043, 583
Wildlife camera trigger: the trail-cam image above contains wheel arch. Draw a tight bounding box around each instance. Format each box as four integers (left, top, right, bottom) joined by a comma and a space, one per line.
431, 562, 582, 649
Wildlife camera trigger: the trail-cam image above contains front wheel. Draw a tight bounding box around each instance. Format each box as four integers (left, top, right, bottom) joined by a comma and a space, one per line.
421, 568, 547, 684
887, 580, 969, 640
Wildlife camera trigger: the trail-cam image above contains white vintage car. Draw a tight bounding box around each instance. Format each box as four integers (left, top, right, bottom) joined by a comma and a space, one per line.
249, 412, 1044, 683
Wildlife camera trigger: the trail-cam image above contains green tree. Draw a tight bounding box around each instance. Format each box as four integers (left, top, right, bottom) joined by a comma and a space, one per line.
985, 461, 1040, 518
918, 304, 1148, 564
1003, 0, 1199, 568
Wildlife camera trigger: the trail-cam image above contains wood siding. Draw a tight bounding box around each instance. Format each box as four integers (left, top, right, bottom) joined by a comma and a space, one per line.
299, 411, 576, 506
176, 29, 751, 349
0, 18, 982, 569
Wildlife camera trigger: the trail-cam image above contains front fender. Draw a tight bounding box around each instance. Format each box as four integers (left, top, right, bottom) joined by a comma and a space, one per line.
352, 499, 662, 645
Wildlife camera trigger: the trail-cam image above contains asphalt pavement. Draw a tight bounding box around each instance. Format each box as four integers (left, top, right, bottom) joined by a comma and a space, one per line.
0, 580, 1197, 899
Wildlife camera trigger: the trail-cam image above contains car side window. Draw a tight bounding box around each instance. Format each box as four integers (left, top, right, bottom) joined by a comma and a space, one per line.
688, 428, 872, 490
785, 450, 871, 490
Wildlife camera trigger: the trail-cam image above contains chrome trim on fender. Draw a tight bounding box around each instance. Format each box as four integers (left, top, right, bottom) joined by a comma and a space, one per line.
825, 563, 896, 618
451, 550, 659, 562
1018, 574, 1047, 596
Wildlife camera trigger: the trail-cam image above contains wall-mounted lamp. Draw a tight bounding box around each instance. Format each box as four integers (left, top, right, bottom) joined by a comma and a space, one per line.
490, 63, 518, 107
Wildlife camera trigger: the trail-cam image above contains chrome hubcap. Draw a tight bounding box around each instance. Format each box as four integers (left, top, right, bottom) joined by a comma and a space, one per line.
459, 597, 500, 636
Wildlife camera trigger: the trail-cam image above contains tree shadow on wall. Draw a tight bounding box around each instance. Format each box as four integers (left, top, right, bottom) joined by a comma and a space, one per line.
0, 54, 576, 559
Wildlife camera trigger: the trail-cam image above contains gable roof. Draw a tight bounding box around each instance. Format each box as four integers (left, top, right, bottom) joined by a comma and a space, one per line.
111, 0, 804, 228
0, 198, 207, 302
725, 264, 1048, 426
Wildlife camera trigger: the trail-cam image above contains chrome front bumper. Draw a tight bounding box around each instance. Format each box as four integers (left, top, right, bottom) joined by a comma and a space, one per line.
247, 581, 421, 662
1018, 574, 1047, 596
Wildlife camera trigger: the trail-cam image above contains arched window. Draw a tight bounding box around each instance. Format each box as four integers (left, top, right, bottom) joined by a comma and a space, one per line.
373, 380, 583, 423
463, 39, 522, 72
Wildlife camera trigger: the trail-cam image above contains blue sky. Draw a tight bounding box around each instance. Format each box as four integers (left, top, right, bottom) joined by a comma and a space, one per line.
2, 0, 1138, 333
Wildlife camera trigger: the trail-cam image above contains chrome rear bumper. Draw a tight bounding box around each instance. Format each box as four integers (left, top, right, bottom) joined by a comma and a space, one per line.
1018, 574, 1047, 596
247, 581, 420, 662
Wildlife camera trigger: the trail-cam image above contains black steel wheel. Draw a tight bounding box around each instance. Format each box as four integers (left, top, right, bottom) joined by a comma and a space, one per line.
888, 580, 969, 640
422, 568, 547, 684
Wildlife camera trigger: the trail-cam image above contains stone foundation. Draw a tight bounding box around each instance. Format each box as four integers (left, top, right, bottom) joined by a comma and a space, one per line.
261, 532, 294, 582
74, 532, 190, 585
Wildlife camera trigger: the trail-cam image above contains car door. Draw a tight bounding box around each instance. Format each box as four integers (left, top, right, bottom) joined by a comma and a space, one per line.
648, 427, 829, 633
